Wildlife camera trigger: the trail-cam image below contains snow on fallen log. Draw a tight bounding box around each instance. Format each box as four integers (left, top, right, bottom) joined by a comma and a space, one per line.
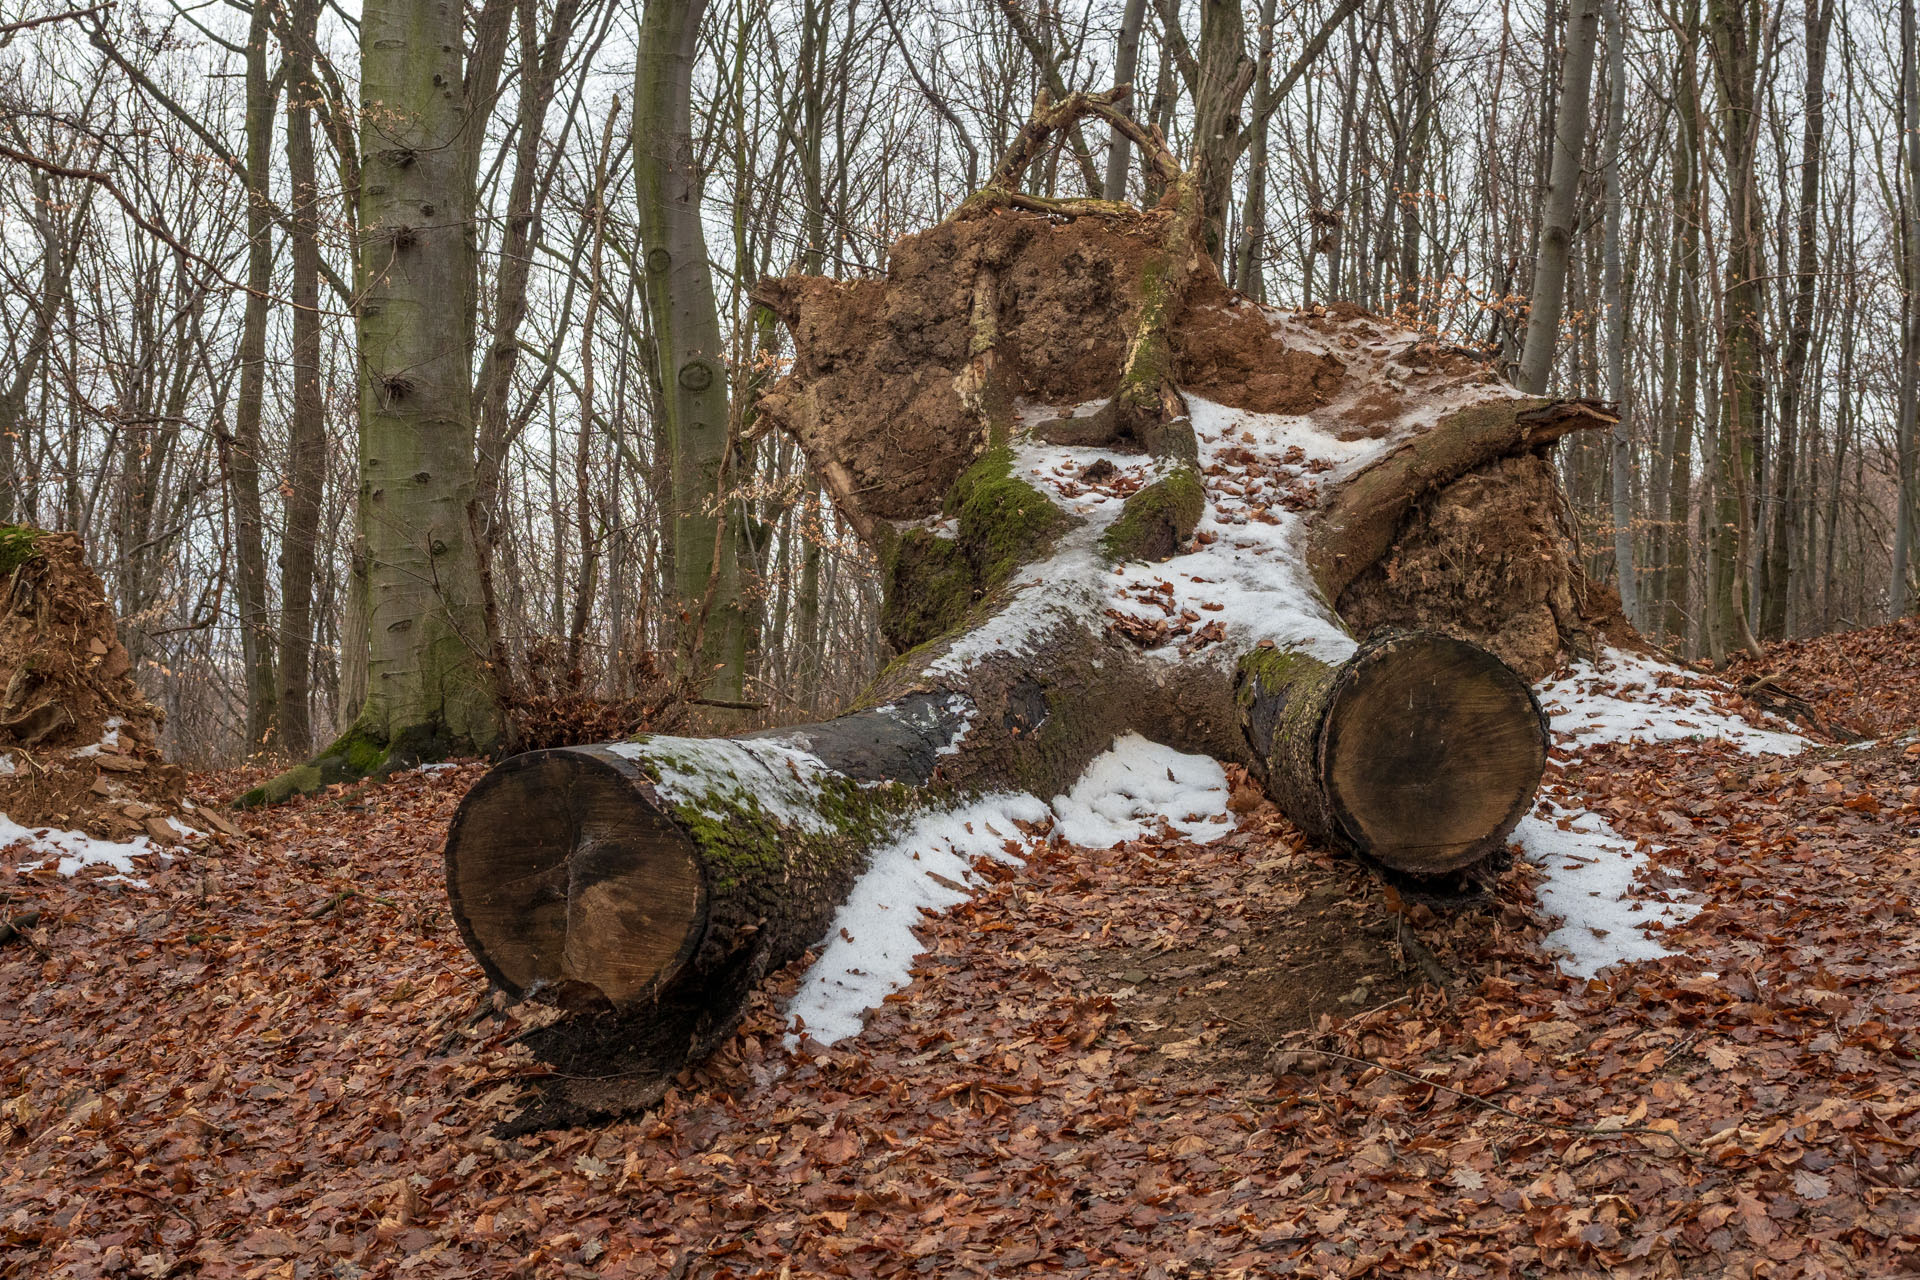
787, 734, 1235, 1047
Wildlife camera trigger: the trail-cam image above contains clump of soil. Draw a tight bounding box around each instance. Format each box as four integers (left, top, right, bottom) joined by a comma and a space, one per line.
757, 208, 1160, 522
1335, 454, 1621, 680
756, 207, 1357, 523
1173, 291, 1348, 416
0, 528, 230, 846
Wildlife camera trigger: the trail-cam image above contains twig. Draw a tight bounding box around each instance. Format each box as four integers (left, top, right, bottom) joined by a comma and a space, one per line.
0, 910, 42, 947
0, 4, 112, 42
1394, 915, 1451, 989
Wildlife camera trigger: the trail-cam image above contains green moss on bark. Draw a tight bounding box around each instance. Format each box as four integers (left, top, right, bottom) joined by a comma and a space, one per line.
1102, 467, 1205, 562
950, 447, 1068, 586
879, 528, 974, 653
878, 447, 1071, 654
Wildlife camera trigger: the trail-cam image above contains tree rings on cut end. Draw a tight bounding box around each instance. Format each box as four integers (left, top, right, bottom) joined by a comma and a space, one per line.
444, 746, 706, 1011
1321, 632, 1546, 876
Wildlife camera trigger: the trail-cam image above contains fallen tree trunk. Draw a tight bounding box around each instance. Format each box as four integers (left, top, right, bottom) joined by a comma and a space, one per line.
445, 90, 1612, 1124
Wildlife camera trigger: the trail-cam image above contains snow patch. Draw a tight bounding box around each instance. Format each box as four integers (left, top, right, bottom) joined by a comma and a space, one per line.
609, 735, 838, 832
72, 723, 124, 760
786, 792, 1052, 1048
1099, 394, 1390, 666
1538, 648, 1808, 756
5, 814, 167, 884
1051, 733, 1235, 847
1519, 800, 1698, 979
788, 736, 1238, 1047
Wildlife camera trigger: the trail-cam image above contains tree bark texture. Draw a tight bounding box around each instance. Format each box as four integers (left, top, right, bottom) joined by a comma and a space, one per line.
1518, 0, 1600, 395
242, 0, 506, 805
635, 0, 753, 701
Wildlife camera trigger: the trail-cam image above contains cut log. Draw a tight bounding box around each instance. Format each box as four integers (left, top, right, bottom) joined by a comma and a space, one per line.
1237, 631, 1545, 875
446, 96, 1617, 1124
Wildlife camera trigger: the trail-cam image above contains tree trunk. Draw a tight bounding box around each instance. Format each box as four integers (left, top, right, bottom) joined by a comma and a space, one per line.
230, 0, 281, 757
1891, 0, 1920, 618
636, 0, 752, 701
1761, 0, 1832, 638
1104, 0, 1149, 201
1518, 0, 1600, 395
277, 0, 328, 758
1600, 0, 1634, 624
242, 0, 504, 805
1705, 0, 1766, 662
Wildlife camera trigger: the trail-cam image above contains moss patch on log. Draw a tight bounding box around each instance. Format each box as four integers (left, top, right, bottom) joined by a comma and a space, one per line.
619, 737, 924, 970
1102, 467, 1205, 562
879, 447, 1071, 652
950, 447, 1068, 585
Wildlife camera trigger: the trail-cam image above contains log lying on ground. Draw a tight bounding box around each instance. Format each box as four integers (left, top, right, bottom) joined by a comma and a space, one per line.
446, 91, 1612, 1124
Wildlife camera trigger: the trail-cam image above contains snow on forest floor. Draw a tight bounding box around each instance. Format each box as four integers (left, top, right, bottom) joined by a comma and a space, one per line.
789, 736, 1235, 1046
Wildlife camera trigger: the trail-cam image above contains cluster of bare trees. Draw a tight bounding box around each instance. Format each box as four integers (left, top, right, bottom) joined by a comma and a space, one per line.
0, 0, 1914, 767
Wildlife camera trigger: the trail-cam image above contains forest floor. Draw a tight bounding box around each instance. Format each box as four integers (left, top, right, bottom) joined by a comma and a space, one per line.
4, 629, 1920, 1279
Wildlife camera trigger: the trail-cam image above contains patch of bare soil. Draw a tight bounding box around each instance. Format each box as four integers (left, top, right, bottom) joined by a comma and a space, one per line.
0, 529, 232, 845
1080, 829, 1421, 1078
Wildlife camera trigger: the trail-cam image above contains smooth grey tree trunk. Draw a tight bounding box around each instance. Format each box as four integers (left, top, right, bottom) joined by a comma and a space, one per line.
635, 0, 752, 701
250, 0, 506, 797
1105, 0, 1149, 200
1518, 0, 1601, 395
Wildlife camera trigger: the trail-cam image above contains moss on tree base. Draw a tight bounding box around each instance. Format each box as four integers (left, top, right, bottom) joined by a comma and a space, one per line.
235, 719, 464, 807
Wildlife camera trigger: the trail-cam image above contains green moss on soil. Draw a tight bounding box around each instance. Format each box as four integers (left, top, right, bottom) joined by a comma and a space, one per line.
0, 525, 46, 577
235, 719, 395, 808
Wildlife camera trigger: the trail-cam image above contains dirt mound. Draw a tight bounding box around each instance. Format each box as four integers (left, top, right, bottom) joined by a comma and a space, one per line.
1334, 454, 1623, 680
757, 202, 1618, 678
757, 208, 1163, 521
0, 527, 230, 846
756, 207, 1366, 523
1173, 289, 1348, 416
